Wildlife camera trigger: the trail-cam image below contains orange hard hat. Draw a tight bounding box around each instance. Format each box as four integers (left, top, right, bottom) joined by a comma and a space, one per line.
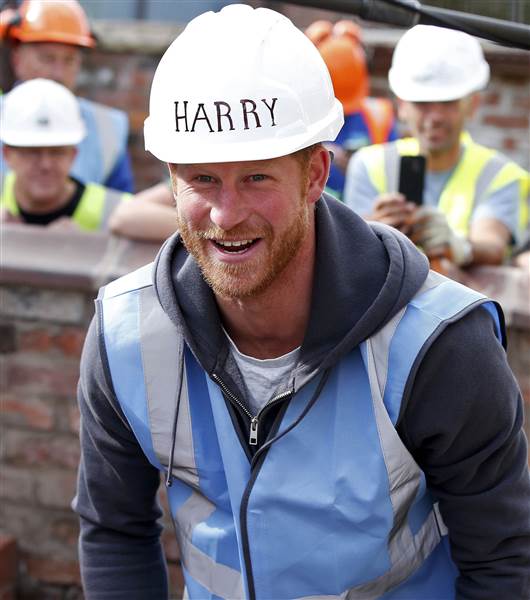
1, 0, 95, 48
305, 19, 368, 114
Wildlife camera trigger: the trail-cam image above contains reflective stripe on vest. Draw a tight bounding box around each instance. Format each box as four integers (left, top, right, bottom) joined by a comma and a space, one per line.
0, 171, 19, 215
86, 100, 123, 180
73, 183, 129, 230
365, 136, 528, 236
74, 98, 128, 184
0, 172, 129, 231
99, 266, 501, 599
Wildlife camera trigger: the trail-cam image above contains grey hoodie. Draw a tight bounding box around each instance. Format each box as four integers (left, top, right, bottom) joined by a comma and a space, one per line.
75, 195, 530, 599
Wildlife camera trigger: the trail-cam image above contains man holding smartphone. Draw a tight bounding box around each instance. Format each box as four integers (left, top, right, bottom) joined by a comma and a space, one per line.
343, 25, 529, 267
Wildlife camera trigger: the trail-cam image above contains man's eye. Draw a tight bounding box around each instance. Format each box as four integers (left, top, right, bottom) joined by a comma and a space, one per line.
196, 175, 214, 183
249, 174, 266, 182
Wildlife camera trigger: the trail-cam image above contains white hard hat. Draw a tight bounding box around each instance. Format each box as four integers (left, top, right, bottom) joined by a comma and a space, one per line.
0, 78, 86, 147
144, 4, 344, 164
388, 25, 490, 102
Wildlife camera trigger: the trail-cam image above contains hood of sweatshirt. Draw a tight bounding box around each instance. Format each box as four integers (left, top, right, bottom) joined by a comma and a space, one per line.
153, 193, 429, 399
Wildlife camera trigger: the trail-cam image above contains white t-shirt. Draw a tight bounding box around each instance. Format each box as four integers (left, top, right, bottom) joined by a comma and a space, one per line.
224, 329, 300, 416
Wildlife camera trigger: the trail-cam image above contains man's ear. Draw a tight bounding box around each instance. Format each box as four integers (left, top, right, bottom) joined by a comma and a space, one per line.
63, 146, 78, 169
396, 98, 409, 123
167, 162, 176, 183
466, 93, 481, 119
3, 144, 13, 167
306, 144, 331, 205
167, 163, 179, 203
10, 45, 22, 76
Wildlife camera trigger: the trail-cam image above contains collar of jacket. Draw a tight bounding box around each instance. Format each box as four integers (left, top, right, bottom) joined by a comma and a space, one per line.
152, 193, 429, 395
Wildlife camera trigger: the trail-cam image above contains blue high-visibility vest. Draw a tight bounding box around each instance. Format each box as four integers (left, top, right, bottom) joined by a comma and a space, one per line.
98, 264, 502, 599
73, 98, 131, 190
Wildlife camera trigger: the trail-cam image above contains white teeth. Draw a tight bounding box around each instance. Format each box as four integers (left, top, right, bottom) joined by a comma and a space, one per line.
217, 239, 253, 247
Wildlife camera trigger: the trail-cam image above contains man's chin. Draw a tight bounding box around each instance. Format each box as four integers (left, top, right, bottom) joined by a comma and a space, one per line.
202, 264, 266, 300
30, 185, 62, 200
422, 133, 452, 153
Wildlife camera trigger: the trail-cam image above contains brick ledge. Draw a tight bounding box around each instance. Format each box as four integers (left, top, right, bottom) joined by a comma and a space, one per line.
1, 224, 528, 328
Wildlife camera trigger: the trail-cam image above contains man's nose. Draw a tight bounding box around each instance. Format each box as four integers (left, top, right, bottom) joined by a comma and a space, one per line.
209, 186, 251, 231
37, 149, 55, 169
48, 61, 69, 88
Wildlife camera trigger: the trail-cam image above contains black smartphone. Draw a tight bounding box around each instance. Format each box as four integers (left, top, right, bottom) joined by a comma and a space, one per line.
398, 155, 426, 205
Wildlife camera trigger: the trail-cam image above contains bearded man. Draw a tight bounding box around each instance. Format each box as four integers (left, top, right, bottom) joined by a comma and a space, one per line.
74, 6, 530, 600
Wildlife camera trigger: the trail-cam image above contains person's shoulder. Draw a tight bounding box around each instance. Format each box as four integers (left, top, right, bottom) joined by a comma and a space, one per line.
465, 137, 529, 176
100, 263, 155, 301
350, 139, 396, 172
77, 97, 128, 125
358, 139, 396, 156
416, 303, 510, 410
399, 303, 510, 430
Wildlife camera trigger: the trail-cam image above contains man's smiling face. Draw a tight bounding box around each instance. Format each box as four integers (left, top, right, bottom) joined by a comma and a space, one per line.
169, 152, 314, 300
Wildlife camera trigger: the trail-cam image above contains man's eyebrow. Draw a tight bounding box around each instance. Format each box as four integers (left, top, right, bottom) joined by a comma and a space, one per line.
179, 160, 278, 172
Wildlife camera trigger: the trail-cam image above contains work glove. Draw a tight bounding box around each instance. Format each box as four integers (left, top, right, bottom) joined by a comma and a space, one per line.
410, 206, 473, 266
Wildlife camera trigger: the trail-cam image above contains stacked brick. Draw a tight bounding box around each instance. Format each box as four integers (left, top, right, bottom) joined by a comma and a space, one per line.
0, 287, 88, 598
470, 73, 530, 170
0, 535, 17, 600
0, 229, 184, 599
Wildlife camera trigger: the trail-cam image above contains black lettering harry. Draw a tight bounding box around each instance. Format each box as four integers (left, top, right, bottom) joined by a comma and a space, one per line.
174, 98, 278, 133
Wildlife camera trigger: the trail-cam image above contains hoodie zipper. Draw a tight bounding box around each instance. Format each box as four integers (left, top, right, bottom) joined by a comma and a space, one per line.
211, 372, 291, 446
211, 372, 293, 600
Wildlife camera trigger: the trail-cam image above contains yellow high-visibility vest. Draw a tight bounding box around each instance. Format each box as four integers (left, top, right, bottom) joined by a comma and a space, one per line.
361, 135, 529, 237
0, 172, 130, 231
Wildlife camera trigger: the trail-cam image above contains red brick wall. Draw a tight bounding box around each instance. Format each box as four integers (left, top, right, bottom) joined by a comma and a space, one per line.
0, 536, 17, 600
77, 49, 168, 193
1, 288, 87, 598
472, 74, 530, 163
0, 227, 184, 599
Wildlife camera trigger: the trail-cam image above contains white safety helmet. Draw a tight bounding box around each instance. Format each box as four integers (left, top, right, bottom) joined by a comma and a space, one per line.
0, 78, 86, 147
388, 25, 490, 102
144, 4, 344, 164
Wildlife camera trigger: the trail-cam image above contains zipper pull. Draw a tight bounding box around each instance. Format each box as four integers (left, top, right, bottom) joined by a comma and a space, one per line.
249, 417, 259, 446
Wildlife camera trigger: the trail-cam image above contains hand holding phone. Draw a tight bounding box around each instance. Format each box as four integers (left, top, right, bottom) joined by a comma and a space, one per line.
371, 192, 415, 233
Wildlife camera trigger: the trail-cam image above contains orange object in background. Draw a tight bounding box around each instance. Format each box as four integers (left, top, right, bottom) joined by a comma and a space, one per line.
305, 19, 369, 114
0, 0, 95, 48
429, 256, 450, 275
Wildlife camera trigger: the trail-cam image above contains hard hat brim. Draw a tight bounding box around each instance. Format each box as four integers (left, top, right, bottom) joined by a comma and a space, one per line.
13, 31, 95, 47
1, 130, 85, 147
389, 63, 490, 102
389, 78, 490, 103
